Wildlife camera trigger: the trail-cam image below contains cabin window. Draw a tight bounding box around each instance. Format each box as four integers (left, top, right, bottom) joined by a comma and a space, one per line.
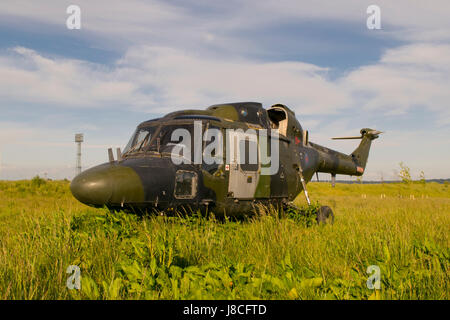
239, 139, 259, 171
174, 170, 197, 199
202, 126, 223, 174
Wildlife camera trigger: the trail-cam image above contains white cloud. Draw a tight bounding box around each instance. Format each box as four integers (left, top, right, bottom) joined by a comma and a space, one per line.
340, 44, 450, 125
1, 43, 449, 179
0, 45, 351, 113
1, 43, 449, 121
1, 1, 449, 180
1, 0, 450, 45
117, 46, 353, 113
0, 47, 147, 108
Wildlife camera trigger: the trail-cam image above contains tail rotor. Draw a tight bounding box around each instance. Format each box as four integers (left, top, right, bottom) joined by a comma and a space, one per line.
332, 129, 383, 140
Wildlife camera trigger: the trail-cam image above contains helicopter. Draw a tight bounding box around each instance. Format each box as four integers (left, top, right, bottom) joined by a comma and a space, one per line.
70, 102, 381, 222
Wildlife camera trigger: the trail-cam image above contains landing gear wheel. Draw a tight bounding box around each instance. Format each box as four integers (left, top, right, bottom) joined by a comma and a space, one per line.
316, 206, 334, 225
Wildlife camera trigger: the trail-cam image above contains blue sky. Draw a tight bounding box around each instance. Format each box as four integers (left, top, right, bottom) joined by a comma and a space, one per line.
0, 1, 449, 180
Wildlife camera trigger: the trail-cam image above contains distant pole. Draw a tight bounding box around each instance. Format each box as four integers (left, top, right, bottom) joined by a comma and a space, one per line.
75, 133, 84, 176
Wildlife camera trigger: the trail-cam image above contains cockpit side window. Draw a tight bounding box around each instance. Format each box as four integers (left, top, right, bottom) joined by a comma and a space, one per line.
174, 170, 197, 199
157, 124, 195, 162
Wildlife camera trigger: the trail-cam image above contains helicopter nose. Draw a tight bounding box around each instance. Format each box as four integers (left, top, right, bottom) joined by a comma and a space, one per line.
70, 163, 146, 207
70, 168, 113, 206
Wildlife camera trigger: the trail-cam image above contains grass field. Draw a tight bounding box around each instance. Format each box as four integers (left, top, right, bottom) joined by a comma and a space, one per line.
0, 178, 448, 300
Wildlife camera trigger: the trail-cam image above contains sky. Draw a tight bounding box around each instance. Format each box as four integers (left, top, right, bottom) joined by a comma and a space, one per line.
0, 0, 449, 181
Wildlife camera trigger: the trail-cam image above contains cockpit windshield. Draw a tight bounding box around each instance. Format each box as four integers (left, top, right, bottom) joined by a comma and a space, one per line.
122, 126, 157, 155
122, 124, 196, 156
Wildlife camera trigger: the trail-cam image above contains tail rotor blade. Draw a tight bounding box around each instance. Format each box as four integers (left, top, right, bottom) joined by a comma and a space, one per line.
331, 136, 362, 140
332, 129, 384, 140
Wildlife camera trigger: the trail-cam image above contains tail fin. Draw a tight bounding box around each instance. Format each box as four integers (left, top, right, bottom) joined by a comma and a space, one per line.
347, 129, 381, 171
314, 128, 382, 177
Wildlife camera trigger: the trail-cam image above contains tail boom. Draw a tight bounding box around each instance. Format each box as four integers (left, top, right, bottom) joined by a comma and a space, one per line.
311, 128, 380, 177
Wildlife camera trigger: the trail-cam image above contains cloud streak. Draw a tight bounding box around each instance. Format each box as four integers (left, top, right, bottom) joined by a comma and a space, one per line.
1, 43, 449, 122
1, 1, 450, 47
0, 42, 449, 180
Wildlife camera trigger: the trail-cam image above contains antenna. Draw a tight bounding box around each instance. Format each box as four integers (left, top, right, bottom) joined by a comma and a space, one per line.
75, 133, 84, 176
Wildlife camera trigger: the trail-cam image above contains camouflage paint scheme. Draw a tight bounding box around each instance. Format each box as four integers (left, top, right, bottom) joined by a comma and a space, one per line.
70, 102, 380, 217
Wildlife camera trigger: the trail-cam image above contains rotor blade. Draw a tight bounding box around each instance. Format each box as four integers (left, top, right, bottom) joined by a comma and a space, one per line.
367, 130, 384, 135
331, 136, 363, 140
332, 129, 384, 140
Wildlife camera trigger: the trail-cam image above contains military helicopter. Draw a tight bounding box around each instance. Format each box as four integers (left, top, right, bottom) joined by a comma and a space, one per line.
70, 102, 381, 222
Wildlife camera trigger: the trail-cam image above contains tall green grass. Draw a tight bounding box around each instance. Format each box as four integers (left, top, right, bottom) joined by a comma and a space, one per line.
0, 179, 448, 299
